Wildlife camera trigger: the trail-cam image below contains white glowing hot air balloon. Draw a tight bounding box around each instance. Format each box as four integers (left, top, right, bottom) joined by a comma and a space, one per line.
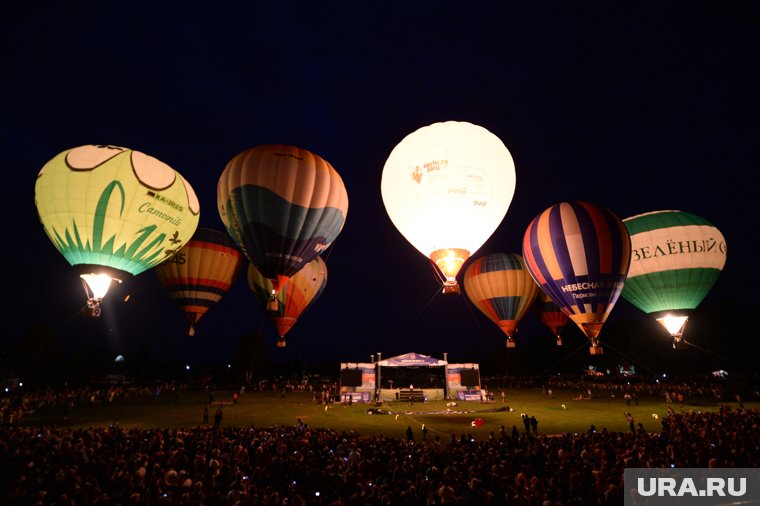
380, 121, 516, 293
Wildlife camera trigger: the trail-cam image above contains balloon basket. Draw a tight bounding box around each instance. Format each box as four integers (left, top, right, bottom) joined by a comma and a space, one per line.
82, 305, 102, 318
442, 283, 460, 295
83, 300, 102, 318
589, 345, 604, 355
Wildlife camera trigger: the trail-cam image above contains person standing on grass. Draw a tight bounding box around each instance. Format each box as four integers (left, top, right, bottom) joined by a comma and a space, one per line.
214, 406, 223, 428
625, 412, 635, 434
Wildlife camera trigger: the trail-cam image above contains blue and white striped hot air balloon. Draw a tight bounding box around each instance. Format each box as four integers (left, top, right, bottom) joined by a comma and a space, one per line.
522, 201, 631, 354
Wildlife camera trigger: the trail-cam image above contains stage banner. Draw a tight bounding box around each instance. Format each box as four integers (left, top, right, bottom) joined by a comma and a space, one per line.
447, 363, 480, 395
340, 362, 375, 393
457, 390, 482, 401
361, 365, 376, 389
341, 391, 371, 403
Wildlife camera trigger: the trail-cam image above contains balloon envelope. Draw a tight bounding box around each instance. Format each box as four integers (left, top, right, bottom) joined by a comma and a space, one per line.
217, 145, 347, 294
533, 290, 570, 344
35, 145, 201, 277
247, 256, 327, 346
621, 210, 726, 342
463, 253, 540, 346
522, 201, 631, 352
622, 210, 726, 313
155, 228, 244, 335
381, 121, 516, 291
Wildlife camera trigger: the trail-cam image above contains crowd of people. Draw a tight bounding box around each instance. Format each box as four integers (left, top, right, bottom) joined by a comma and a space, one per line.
1, 383, 184, 427
1, 405, 758, 505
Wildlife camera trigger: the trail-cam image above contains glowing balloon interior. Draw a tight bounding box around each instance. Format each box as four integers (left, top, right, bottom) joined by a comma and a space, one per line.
381, 121, 516, 293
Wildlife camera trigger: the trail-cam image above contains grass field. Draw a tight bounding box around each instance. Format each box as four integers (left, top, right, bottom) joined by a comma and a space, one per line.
22, 388, 754, 441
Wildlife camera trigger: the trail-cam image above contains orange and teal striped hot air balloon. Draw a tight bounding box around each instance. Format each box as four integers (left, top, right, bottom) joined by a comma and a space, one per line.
522, 201, 631, 354
217, 145, 348, 308
247, 256, 327, 348
463, 253, 540, 348
621, 210, 727, 346
533, 290, 570, 346
155, 228, 244, 336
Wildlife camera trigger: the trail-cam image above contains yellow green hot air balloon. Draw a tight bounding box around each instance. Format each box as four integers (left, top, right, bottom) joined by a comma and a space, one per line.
622, 210, 727, 346
35, 145, 200, 316
247, 256, 327, 348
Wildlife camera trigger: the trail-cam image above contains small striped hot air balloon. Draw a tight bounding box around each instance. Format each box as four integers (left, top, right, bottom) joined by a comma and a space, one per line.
155, 228, 244, 336
533, 290, 570, 346
217, 145, 347, 309
463, 253, 540, 348
522, 201, 631, 354
621, 210, 726, 346
247, 256, 327, 348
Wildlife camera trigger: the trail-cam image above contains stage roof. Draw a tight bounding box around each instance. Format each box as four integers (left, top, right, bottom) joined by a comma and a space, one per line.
377, 352, 447, 367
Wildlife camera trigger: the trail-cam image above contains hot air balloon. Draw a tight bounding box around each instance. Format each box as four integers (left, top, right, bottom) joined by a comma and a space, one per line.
247, 256, 327, 347
621, 210, 727, 347
522, 201, 631, 354
217, 145, 347, 310
381, 121, 516, 294
35, 145, 200, 316
533, 291, 570, 346
155, 228, 244, 336
463, 253, 540, 348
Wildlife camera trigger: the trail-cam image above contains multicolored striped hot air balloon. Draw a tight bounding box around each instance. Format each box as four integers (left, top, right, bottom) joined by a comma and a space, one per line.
463, 253, 540, 348
247, 256, 327, 348
35, 145, 200, 316
533, 290, 570, 346
155, 228, 244, 336
621, 210, 727, 346
217, 145, 347, 309
522, 201, 631, 355
381, 121, 516, 294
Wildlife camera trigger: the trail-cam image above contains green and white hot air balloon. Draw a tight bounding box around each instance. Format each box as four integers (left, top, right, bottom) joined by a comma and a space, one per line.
621, 210, 726, 346
35, 145, 200, 316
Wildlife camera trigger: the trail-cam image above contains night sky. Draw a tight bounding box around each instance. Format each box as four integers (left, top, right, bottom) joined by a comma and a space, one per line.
3, 2, 758, 376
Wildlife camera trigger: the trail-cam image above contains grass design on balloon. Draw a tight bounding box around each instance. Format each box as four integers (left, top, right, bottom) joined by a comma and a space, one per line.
50, 180, 176, 274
